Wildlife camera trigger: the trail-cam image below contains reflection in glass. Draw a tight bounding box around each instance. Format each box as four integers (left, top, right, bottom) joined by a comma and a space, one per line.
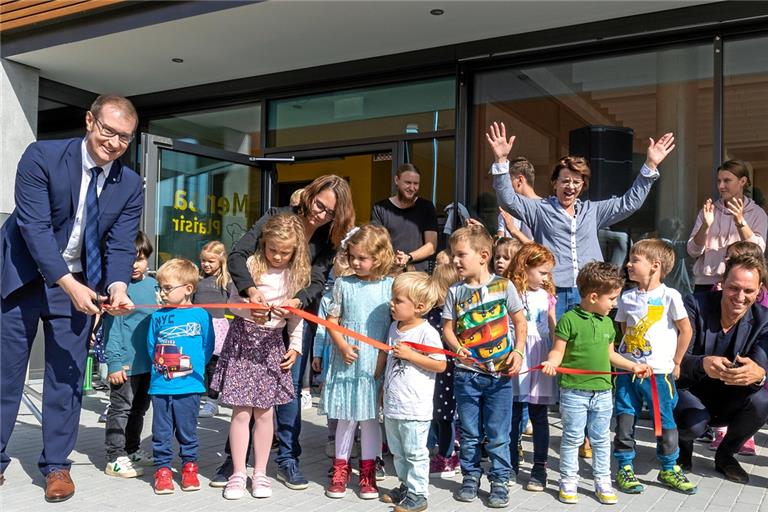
155, 150, 262, 264
149, 103, 262, 154
724, 35, 768, 209
269, 78, 455, 147
472, 43, 713, 274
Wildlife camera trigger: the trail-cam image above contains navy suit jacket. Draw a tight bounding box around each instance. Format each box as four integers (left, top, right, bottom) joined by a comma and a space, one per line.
679, 291, 768, 392
1, 138, 143, 298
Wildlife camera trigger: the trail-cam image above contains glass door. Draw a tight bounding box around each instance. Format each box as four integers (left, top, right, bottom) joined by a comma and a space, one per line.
142, 134, 293, 266
267, 143, 398, 224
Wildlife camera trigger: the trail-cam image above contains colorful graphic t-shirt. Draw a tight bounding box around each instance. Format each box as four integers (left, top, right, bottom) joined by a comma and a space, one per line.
147, 307, 214, 395
615, 284, 687, 374
442, 274, 523, 375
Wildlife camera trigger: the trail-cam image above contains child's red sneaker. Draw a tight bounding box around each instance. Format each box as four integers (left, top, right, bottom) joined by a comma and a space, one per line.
181, 462, 200, 491
358, 459, 379, 500
326, 459, 350, 498
154, 467, 175, 495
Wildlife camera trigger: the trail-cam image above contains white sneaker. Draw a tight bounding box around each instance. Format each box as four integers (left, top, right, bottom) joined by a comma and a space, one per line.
251, 472, 272, 498
128, 449, 154, 466
105, 456, 143, 478
300, 390, 312, 410
223, 473, 247, 500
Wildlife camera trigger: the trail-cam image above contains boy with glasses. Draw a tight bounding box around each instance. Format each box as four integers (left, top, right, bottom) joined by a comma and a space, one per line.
148, 258, 214, 495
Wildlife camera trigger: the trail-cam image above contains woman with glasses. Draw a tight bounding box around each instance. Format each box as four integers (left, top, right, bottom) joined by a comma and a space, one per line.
486, 121, 675, 318
210, 174, 355, 491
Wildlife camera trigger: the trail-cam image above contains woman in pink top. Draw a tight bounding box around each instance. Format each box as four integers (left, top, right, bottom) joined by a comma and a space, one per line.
687, 160, 768, 293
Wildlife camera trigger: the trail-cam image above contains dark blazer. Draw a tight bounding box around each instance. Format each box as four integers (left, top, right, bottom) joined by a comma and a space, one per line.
1, 138, 143, 298
679, 291, 768, 391
228, 205, 334, 310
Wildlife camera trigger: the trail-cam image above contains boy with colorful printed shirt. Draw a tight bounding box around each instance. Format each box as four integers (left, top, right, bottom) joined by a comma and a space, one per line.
147, 258, 214, 495
442, 225, 527, 509
613, 240, 696, 494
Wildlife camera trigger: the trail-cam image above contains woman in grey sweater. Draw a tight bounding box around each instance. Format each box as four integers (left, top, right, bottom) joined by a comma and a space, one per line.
487, 121, 675, 317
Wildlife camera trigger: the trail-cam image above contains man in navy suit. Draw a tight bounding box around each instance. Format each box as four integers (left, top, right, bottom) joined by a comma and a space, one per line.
0, 95, 143, 502
675, 254, 768, 484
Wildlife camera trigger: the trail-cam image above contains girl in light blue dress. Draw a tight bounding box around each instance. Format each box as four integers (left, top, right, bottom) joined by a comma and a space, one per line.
321, 224, 394, 500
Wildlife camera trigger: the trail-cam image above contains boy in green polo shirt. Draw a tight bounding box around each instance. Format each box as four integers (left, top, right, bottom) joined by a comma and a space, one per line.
542, 262, 650, 505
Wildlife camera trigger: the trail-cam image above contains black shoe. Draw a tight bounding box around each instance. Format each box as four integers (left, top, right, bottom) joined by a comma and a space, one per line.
695, 427, 714, 443
381, 483, 407, 504
715, 454, 749, 484
209, 457, 233, 488
677, 439, 693, 472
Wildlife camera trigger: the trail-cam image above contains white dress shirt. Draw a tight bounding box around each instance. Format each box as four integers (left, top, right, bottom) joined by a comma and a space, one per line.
61, 139, 113, 273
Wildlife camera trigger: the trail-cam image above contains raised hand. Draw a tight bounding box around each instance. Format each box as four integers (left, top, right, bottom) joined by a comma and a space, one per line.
645, 132, 675, 169
485, 121, 516, 163
702, 199, 715, 227
725, 196, 746, 225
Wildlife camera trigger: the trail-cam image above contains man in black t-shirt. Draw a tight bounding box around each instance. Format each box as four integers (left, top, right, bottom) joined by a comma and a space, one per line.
371, 163, 438, 272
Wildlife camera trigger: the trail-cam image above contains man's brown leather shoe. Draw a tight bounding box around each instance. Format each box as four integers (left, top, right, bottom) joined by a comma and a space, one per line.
45, 469, 75, 502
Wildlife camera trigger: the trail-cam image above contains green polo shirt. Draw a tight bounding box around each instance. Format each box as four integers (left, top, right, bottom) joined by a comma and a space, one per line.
554, 306, 614, 391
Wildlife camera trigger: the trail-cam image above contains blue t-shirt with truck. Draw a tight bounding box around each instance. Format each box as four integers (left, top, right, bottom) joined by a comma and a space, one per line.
147, 307, 214, 395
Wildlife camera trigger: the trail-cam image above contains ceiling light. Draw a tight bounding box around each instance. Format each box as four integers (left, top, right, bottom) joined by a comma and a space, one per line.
171, 58, 184, 63
430, 9, 444, 16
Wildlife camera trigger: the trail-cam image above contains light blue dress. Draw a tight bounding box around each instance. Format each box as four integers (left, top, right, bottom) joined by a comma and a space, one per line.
321, 275, 393, 421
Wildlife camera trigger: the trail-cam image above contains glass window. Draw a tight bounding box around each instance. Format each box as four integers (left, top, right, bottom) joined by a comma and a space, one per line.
472, 44, 713, 294
268, 78, 455, 147
724, 35, 768, 208
149, 103, 261, 154
154, 149, 262, 264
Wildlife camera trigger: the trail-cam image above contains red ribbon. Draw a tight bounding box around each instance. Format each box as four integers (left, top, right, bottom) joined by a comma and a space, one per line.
109, 301, 663, 437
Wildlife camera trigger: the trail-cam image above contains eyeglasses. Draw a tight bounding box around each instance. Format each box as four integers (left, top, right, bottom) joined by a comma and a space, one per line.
155, 284, 187, 294
556, 178, 584, 187
312, 198, 336, 219
92, 116, 134, 145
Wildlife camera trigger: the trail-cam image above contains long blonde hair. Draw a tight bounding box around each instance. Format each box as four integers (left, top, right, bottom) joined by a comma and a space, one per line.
200, 241, 230, 290
246, 214, 311, 297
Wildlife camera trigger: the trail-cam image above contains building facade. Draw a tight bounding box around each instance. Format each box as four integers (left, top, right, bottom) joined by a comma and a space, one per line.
1, 0, 766, 275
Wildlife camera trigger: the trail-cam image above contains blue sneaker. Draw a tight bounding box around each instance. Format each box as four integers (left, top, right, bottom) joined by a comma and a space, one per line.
488, 480, 510, 508
455, 475, 479, 502
277, 461, 309, 490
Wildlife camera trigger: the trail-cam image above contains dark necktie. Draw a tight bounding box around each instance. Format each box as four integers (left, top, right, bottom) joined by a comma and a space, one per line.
83, 166, 103, 288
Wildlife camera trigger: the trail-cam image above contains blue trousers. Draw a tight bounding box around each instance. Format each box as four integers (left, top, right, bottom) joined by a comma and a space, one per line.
613, 373, 679, 470
555, 287, 580, 319
0, 279, 92, 475
274, 321, 312, 466
151, 393, 201, 469
454, 369, 513, 482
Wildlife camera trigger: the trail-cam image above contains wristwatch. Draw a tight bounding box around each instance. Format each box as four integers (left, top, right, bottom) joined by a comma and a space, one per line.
735, 219, 746, 228
758, 373, 767, 387
406, 253, 414, 263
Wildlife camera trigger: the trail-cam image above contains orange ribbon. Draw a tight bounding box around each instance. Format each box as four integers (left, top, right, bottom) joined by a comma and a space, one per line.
109, 301, 663, 437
